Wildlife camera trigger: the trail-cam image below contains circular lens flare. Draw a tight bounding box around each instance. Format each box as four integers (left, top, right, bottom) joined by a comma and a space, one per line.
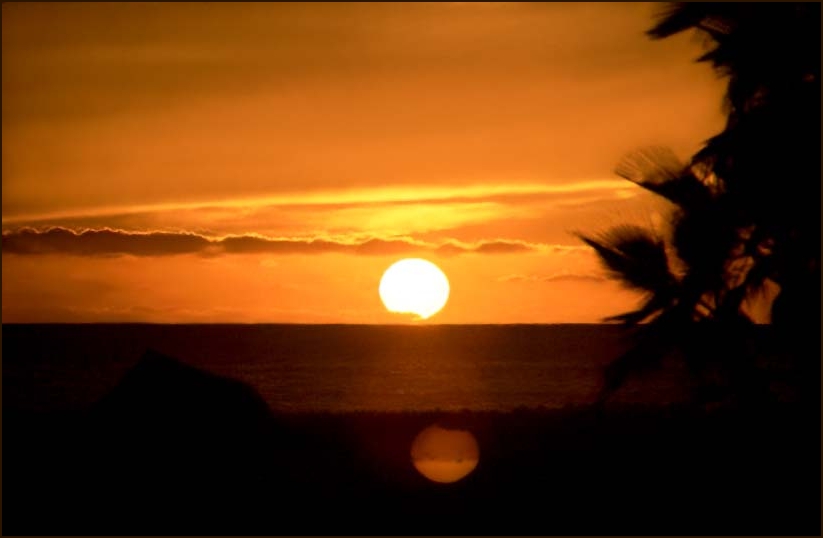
411, 424, 480, 483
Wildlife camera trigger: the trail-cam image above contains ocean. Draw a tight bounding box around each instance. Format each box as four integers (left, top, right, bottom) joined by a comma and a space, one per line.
3, 323, 692, 412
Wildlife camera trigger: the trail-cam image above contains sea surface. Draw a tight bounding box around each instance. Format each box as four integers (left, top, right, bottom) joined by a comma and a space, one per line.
3, 324, 693, 412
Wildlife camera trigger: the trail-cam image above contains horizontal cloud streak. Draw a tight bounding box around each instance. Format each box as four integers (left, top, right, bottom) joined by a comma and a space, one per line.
1, 227, 552, 258
2, 228, 209, 256
1, 180, 637, 225
498, 272, 607, 283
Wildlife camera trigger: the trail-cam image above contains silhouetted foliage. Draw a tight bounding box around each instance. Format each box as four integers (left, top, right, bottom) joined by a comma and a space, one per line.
582, 2, 821, 407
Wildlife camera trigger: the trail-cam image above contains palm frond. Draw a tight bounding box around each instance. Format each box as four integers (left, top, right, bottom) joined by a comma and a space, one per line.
615, 147, 713, 209
577, 225, 676, 294
646, 3, 703, 40
648, 3, 738, 41
615, 146, 682, 185
604, 292, 675, 325
596, 308, 684, 404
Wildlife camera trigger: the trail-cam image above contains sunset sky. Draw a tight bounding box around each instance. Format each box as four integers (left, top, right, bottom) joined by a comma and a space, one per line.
2, 2, 727, 323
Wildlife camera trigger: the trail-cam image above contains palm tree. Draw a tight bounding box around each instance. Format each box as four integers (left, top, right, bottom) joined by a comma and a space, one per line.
582, 2, 820, 407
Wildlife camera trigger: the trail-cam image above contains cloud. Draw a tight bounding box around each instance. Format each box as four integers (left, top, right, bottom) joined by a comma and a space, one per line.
434, 239, 534, 256
219, 235, 347, 255
542, 273, 607, 283
1, 227, 546, 258
498, 271, 607, 284
468, 240, 536, 255
0, 182, 643, 251
1, 180, 637, 227
1, 227, 210, 257
544, 245, 591, 255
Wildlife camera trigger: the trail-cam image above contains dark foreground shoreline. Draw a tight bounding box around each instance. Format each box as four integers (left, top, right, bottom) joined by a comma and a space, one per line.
3, 351, 820, 535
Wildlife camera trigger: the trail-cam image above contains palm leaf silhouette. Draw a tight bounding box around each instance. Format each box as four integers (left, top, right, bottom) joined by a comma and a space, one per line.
577, 225, 679, 325
577, 225, 675, 293
614, 146, 714, 209
580, 2, 819, 406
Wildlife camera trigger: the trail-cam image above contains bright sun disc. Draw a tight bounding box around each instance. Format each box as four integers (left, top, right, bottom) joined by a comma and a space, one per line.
379, 258, 450, 320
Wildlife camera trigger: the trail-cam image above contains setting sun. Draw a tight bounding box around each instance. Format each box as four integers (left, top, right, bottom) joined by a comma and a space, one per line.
379, 258, 450, 320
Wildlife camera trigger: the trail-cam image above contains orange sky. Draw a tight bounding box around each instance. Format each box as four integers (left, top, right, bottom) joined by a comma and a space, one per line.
2, 2, 727, 323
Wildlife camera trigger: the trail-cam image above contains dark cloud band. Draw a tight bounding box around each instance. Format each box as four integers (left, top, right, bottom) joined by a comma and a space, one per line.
1, 227, 539, 257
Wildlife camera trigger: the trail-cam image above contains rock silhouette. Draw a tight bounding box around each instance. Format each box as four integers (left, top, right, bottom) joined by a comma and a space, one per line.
70, 350, 291, 533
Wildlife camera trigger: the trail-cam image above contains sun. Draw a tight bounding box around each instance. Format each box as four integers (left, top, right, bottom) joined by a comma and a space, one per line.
379, 258, 450, 320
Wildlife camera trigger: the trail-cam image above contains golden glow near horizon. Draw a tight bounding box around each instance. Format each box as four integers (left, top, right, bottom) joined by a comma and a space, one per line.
411, 425, 480, 483
1, 2, 727, 323
379, 258, 450, 320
